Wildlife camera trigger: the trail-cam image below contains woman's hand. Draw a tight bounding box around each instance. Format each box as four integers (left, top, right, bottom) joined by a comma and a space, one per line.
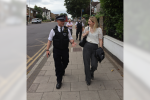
82, 31, 89, 37
86, 31, 89, 35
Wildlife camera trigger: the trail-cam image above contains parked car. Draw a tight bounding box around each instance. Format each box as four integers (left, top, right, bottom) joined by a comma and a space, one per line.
31, 18, 41, 24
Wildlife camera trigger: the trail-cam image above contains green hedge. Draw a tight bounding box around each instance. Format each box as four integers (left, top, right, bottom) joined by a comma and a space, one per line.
43, 20, 51, 22
100, 0, 123, 41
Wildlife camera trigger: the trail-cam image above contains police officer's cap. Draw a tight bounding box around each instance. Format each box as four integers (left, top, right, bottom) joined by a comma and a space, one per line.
56, 15, 66, 21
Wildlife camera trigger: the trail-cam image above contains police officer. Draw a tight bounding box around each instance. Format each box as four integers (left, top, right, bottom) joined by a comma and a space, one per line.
46, 15, 77, 89
75, 19, 84, 41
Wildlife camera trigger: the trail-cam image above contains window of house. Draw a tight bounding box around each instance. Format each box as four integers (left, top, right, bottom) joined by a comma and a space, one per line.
31, 10, 33, 13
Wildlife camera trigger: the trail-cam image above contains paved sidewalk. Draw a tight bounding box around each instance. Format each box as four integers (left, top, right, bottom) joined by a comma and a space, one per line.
27, 23, 123, 100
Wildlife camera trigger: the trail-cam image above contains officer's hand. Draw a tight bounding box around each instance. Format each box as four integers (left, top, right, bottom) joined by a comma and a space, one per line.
72, 42, 77, 47
46, 51, 50, 58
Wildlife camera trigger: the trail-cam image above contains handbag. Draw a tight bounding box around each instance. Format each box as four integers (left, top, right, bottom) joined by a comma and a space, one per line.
79, 27, 89, 47
95, 47, 105, 63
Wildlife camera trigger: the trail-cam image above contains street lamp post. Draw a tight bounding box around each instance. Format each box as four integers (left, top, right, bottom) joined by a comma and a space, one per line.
90, 0, 91, 16
29, 0, 30, 23
81, 9, 82, 20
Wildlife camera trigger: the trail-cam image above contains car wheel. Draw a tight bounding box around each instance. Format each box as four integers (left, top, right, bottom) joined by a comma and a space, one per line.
32, 22, 33, 24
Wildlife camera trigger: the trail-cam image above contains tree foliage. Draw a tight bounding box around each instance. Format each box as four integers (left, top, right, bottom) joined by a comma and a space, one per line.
34, 5, 44, 20
60, 13, 67, 16
43, 16, 47, 20
100, 0, 123, 41
64, 0, 90, 18
34, 5, 43, 14
35, 14, 43, 19
60, 13, 68, 17
82, 14, 90, 20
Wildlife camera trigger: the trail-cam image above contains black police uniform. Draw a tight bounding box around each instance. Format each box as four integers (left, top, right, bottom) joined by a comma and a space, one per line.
76, 21, 82, 41
53, 25, 69, 83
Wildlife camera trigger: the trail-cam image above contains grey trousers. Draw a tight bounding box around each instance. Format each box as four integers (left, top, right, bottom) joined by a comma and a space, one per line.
83, 42, 98, 83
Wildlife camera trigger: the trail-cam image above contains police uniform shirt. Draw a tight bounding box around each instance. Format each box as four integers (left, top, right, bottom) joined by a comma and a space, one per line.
75, 22, 84, 26
48, 25, 73, 41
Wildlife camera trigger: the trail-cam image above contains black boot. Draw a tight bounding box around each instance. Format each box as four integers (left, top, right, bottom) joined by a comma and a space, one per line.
91, 70, 94, 80
56, 82, 62, 89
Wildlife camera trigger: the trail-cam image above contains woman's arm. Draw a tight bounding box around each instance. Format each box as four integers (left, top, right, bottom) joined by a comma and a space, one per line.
82, 27, 89, 37
99, 39, 103, 48
82, 31, 89, 37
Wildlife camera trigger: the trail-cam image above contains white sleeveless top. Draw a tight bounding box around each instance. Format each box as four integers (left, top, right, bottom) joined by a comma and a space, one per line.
84, 26, 103, 44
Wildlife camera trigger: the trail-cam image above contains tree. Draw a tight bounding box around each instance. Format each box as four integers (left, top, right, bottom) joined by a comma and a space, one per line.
64, 0, 90, 18
82, 14, 90, 20
35, 14, 43, 19
100, 0, 123, 41
60, 13, 67, 16
43, 16, 47, 20
34, 5, 43, 15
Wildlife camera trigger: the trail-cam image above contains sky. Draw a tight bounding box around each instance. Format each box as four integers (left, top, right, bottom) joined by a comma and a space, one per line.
26, 0, 99, 18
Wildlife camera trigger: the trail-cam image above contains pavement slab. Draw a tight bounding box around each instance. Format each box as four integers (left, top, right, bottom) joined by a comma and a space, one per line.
116, 90, 123, 100
72, 69, 85, 75
107, 73, 123, 80
98, 90, 120, 100
38, 70, 46, 76
88, 81, 106, 90
102, 80, 123, 90
61, 92, 80, 100
45, 70, 55, 76
36, 83, 54, 92
41, 65, 54, 70
66, 64, 78, 69
53, 82, 71, 91
101, 63, 115, 68
94, 73, 109, 81
41, 92, 61, 100
28, 83, 39, 93
71, 82, 88, 91
63, 75, 79, 82
33, 76, 50, 83
27, 93, 43, 100
80, 91, 100, 100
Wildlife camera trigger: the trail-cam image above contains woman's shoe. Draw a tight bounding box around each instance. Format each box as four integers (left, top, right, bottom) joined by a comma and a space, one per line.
91, 71, 94, 80
86, 81, 91, 86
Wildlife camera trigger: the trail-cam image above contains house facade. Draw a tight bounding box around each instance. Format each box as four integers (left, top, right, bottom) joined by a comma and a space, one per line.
40, 7, 51, 20
27, 5, 40, 21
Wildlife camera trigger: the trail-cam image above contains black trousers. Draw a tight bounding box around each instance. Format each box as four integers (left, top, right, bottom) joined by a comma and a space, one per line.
69, 29, 72, 35
83, 42, 98, 83
53, 48, 69, 83
76, 29, 82, 40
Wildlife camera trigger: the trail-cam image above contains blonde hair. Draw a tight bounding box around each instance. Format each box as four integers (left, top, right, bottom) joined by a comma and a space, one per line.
89, 16, 98, 32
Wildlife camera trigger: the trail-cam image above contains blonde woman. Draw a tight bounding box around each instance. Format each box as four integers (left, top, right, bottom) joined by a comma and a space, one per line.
82, 16, 103, 85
